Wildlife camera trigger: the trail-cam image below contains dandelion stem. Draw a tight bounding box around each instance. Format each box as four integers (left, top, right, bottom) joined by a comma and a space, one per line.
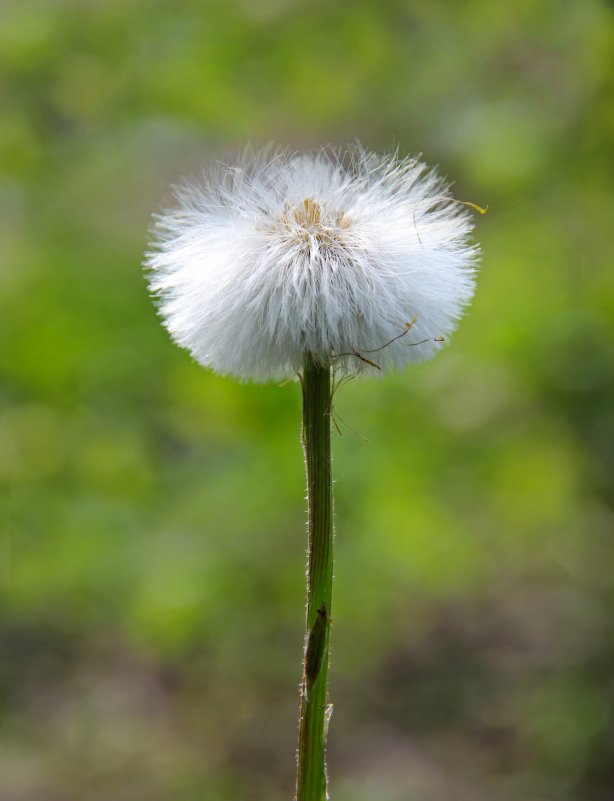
296, 356, 334, 801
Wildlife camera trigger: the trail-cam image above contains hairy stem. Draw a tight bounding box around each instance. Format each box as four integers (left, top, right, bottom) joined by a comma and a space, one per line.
296, 356, 334, 801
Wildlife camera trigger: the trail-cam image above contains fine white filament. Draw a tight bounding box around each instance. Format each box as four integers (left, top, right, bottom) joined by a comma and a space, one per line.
145, 145, 480, 381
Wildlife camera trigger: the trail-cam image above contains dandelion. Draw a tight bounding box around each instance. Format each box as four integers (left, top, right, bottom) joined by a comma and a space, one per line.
146, 146, 478, 381
145, 144, 481, 801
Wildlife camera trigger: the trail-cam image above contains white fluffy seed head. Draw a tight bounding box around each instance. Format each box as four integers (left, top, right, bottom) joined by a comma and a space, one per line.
145, 145, 480, 381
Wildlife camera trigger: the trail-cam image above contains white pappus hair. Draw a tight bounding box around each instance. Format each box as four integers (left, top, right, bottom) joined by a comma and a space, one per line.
145, 145, 480, 381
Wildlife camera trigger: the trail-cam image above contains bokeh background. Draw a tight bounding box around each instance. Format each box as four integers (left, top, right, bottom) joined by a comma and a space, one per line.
2, 1, 613, 799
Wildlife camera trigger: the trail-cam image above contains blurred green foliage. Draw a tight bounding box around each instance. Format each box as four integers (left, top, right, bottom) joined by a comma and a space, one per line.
1, 1, 613, 799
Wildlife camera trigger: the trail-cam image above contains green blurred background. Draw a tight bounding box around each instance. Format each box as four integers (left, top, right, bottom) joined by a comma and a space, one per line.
1, 1, 613, 799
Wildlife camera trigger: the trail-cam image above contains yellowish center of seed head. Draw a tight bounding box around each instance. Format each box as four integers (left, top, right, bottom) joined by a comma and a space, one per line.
278, 198, 349, 248
292, 197, 322, 228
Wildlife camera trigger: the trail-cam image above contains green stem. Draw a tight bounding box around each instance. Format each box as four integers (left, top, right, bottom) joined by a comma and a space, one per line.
296, 356, 334, 801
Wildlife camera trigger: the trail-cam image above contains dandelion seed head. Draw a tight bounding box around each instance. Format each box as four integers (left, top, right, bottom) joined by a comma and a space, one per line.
145, 145, 480, 381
